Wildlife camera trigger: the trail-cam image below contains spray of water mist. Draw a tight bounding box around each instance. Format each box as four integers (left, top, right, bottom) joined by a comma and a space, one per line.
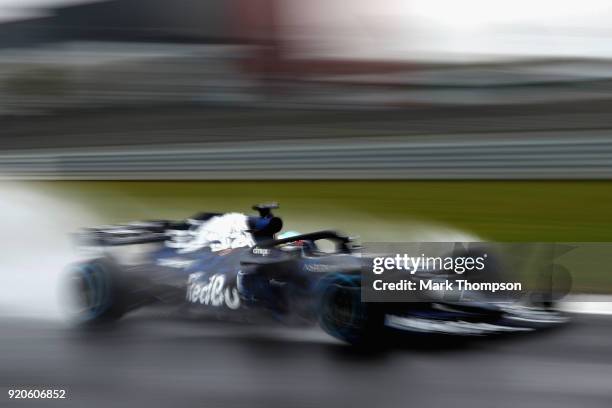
0, 183, 100, 319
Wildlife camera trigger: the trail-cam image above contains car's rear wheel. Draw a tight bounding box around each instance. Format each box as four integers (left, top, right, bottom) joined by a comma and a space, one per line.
66, 258, 128, 325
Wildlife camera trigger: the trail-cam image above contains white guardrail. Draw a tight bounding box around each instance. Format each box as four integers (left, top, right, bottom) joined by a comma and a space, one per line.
1, 132, 612, 179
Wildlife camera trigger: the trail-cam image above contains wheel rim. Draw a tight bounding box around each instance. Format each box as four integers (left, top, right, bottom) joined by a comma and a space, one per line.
70, 263, 111, 320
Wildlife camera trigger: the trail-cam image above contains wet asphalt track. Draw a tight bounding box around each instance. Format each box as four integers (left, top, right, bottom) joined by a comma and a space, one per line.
1, 313, 611, 408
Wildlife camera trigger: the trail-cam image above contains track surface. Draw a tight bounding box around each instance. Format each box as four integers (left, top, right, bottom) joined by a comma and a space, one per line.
1, 313, 611, 408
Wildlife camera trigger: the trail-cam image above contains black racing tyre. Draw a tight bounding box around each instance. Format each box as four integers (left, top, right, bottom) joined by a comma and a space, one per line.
317, 275, 383, 345
66, 257, 129, 325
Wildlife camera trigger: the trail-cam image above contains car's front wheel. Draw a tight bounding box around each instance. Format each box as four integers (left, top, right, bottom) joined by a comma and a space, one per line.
317, 274, 383, 345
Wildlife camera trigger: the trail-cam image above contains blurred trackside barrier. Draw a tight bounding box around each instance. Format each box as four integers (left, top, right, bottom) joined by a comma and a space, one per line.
1, 131, 612, 180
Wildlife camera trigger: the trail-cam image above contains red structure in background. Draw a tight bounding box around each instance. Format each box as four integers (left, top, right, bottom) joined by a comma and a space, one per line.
233, 0, 415, 81
232, 0, 283, 79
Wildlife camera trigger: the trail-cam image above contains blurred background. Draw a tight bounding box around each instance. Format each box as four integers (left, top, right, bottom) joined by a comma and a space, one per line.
1, 1, 612, 407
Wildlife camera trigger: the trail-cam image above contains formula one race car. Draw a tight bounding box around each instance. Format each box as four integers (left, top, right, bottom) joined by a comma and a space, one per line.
66, 203, 567, 345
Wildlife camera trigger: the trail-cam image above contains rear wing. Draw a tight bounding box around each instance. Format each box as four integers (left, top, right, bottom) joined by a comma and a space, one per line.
74, 220, 184, 247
